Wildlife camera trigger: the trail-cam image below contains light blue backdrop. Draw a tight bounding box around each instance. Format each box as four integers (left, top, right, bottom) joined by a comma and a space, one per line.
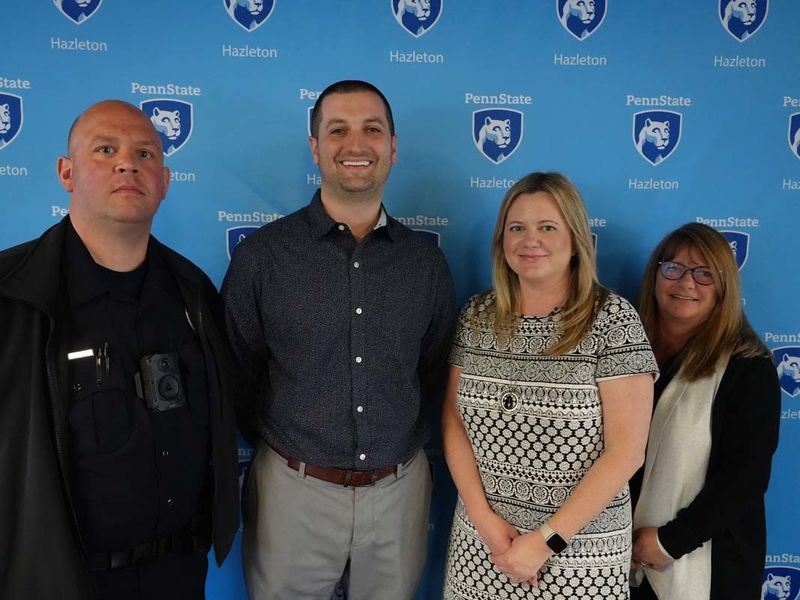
2, 1, 799, 597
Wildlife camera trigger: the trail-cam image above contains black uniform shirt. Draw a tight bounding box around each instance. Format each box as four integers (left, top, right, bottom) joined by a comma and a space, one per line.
63, 223, 211, 552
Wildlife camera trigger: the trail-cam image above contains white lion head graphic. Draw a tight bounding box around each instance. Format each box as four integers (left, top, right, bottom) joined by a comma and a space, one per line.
0, 104, 10, 135
792, 127, 800, 155
761, 573, 792, 600
236, 0, 263, 15
637, 119, 670, 152
478, 117, 511, 149
55, 0, 92, 6
561, 0, 595, 25
54, 0, 92, 8
777, 354, 800, 384
723, 0, 757, 26
150, 107, 181, 141
396, 0, 431, 20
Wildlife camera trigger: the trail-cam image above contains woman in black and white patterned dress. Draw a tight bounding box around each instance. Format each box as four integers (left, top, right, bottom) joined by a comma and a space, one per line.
442, 172, 657, 599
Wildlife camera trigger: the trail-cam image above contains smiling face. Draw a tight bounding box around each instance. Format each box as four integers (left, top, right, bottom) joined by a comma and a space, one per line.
58, 101, 169, 230
655, 244, 718, 334
502, 191, 574, 294
309, 90, 397, 204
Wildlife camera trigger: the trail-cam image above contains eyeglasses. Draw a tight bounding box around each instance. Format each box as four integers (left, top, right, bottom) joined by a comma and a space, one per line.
658, 261, 716, 286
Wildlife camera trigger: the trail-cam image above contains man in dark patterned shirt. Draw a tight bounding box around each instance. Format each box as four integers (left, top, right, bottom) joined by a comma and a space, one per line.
223, 80, 456, 599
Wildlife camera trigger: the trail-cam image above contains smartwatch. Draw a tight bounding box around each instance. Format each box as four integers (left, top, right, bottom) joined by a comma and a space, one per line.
539, 520, 568, 554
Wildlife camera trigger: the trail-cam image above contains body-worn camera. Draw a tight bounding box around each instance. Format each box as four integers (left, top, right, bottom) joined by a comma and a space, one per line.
135, 353, 186, 412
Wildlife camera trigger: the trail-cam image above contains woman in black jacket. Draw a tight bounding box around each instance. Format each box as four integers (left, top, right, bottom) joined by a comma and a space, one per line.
630, 223, 781, 599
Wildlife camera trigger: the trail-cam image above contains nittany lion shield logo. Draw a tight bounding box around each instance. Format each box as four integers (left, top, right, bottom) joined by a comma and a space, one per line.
761, 566, 800, 600
53, 0, 103, 25
788, 113, 800, 160
227, 226, 259, 260
392, 0, 443, 38
720, 231, 749, 270
557, 0, 607, 41
223, 0, 276, 32
0, 94, 23, 151
473, 109, 524, 165
413, 229, 441, 247
720, 0, 768, 42
774, 347, 800, 398
140, 99, 193, 157
633, 110, 682, 166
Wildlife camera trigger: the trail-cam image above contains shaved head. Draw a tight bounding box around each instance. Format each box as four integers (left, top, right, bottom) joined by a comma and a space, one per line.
66, 100, 163, 155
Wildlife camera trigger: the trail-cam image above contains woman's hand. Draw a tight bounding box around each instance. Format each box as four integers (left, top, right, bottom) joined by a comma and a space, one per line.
471, 509, 519, 557
491, 530, 552, 587
631, 527, 673, 570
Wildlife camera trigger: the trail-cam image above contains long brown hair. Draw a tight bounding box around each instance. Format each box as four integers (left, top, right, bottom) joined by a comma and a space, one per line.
638, 223, 769, 380
491, 172, 607, 355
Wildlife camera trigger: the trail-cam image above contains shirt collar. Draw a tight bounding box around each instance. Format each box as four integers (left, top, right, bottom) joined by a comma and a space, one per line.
63, 221, 179, 308
64, 221, 119, 308
307, 189, 396, 241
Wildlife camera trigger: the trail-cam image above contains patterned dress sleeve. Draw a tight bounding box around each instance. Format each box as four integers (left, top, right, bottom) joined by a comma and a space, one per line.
595, 293, 658, 381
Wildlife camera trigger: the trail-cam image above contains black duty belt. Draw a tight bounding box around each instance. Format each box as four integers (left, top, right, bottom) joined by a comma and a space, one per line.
89, 518, 210, 571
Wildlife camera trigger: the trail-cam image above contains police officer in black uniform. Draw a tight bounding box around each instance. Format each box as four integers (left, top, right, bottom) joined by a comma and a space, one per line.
0, 100, 239, 600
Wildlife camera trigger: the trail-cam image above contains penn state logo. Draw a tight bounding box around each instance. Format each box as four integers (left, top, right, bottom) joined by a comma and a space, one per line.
473, 109, 524, 165
761, 566, 800, 600
0, 94, 23, 151
720, 0, 768, 42
633, 110, 682, 166
140, 99, 193, 157
720, 230, 749, 270
774, 347, 800, 398
53, 0, 103, 25
392, 0, 443, 38
413, 229, 441, 247
557, 0, 607, 40
788, 113, 800, 160
223, 0, 276, 32
227, 226, 259, 260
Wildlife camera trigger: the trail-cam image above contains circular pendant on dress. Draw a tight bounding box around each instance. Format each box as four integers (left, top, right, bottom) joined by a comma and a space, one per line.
498, 391, 520, 414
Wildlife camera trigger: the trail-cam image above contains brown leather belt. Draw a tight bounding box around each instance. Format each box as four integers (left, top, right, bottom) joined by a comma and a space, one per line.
273, 447, 411, 487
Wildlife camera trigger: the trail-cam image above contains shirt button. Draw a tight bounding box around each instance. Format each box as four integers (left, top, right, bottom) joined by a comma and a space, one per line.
355, 307, 363, 315
167, 498, 175, 507
337, 224, 347, 231
355, 356, 362, 364
357, 405, 364, 413
359, 453, 366, 461
353, 261, 360, 269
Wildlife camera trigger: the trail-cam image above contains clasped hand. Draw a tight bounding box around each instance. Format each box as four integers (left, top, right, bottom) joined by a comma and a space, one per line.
474, 512, 551, 587
631, 527, 673, 570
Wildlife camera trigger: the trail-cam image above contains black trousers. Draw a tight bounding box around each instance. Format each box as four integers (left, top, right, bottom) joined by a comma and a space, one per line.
630, 574, 658, 600
92, 553, 208, 600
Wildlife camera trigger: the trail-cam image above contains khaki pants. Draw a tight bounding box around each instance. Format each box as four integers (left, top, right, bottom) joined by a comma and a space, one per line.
242, 445, 432, 600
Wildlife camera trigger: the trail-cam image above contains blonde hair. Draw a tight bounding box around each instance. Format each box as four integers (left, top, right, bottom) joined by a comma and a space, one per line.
491, 172, 607, 355
638, 223, 769, 380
